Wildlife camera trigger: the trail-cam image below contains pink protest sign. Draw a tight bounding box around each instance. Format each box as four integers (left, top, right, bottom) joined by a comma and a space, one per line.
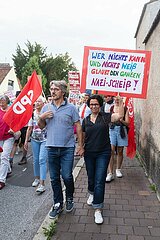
68, 71, 80, 91
81, 46, 151, 98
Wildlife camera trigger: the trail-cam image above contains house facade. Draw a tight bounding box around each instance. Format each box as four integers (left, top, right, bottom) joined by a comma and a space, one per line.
0, 63, 21, 100
134, 0, 160, 194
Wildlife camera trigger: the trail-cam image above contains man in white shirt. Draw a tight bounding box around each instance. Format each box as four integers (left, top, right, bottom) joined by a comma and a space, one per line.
101, 95, 114, 113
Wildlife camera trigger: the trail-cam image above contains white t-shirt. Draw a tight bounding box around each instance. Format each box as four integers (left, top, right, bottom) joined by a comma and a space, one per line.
28, 111, 47, 142
104, 102, 114, 113
79, 103, 92, 124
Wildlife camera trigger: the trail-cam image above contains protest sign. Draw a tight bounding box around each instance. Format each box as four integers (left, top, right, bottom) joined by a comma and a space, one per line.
68, 71, 80, 91
68, 91, 81, 103
81, 46, 151, 98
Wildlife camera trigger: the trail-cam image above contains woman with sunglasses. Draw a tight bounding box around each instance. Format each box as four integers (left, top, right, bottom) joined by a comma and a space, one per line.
82, 94, 111, 224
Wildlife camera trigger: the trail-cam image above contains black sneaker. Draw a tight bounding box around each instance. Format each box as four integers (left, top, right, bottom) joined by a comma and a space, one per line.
66, 199, 74, 212
49, 203, 63, 219
18, 157, 27, 165
6, 171, 12, 178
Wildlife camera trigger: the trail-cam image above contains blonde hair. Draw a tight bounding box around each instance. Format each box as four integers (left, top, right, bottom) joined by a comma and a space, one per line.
37, 96, 46, 103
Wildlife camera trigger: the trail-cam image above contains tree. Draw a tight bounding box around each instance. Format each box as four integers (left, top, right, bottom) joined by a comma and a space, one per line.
12, 41, 78, 96
12, 40, 47, 80
42, 52, 77, 96
21, 56, 47, 92
12, 44, 27, 80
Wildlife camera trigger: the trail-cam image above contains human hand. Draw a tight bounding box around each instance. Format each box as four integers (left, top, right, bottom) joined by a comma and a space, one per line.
8, 129, 14, 135
119, 118, 125, 123
24, 141, 28, 151
40, 110, 53, 120
76, 146, 84, 157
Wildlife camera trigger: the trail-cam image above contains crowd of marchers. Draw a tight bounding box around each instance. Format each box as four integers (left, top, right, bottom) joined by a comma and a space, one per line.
0, 81, 129, 225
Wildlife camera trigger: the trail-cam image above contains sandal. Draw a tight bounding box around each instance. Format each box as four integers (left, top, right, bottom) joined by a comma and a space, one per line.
0, 182, 5, 190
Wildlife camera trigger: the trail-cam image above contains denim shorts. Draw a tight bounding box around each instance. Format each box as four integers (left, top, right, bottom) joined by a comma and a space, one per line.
109, 126, 128, 147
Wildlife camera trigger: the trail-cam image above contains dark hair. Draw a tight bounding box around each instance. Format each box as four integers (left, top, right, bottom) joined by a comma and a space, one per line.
104, 95, 113, 98
85, 93, 90, 97
87, 94, 103, 107
16, 91, 21, 98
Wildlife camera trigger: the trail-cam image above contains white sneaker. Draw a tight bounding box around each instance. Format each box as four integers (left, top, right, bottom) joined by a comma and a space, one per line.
32, 179, 40, 187
87, 194, 93, 205
94, 210, 103, 224
36, 184, 45, 193
116, 169, 123, 178
106, 173, 114, 182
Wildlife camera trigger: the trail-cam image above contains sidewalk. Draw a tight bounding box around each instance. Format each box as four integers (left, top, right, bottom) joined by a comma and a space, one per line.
49, 154, 160, 240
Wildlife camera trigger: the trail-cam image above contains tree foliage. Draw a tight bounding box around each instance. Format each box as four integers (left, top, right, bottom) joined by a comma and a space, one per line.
42, 52, 77, 96
12, 41, 77, 96
21, 56, 47, 91
12, 41, 47, 81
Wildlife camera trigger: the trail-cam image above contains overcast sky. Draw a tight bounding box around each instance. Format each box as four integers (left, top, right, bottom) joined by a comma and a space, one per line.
0, 0, 148, 72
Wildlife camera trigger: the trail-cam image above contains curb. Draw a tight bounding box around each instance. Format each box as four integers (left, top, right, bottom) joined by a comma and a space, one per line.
33, 157, 84, 240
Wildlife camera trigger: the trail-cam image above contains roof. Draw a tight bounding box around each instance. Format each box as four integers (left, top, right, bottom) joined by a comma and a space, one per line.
0, 63, 12, 84
143, 9, 160, 43
134, 0, 158, 38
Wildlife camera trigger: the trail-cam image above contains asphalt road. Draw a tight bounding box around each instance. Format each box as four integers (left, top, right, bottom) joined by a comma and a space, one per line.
0, 144, 80, 240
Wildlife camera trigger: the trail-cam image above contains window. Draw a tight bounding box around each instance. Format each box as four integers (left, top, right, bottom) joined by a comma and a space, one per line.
8, 80, 14, 90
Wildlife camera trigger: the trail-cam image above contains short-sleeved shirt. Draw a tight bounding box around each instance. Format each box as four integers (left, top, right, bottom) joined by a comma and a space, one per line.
28, 111, 47, 142
82, 112, 111, 152
41, 99, 80, 147
79, 103, 92, 124
0, 108, 12, 140
104, 102, 114, 113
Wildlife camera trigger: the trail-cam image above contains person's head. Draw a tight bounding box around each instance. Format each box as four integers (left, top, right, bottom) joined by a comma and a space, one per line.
84, 93, 90, 103
47, 95, 52, 103
16, 91, 21, 98
50, 80, 67, 101
0, 95, 10, 110
114, 95, 123, 105
80, 93, 90, 104
104, 95, 113, 103
87, 95, 103, 114
35, 96, 46, 110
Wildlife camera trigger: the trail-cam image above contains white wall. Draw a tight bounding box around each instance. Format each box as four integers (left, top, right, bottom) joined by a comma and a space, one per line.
135, 0, 160, 191
0, 67, 20, 96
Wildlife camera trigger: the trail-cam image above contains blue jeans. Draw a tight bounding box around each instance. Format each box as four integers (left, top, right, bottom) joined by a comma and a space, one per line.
109, 126, 128, 146
47, 147, 75, 205
84, 149, 111, 209
31, 140, 47, 180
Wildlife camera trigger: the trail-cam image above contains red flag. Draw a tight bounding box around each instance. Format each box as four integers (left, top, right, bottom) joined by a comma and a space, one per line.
3, 71, 42, 132
125, 97, 136, 158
